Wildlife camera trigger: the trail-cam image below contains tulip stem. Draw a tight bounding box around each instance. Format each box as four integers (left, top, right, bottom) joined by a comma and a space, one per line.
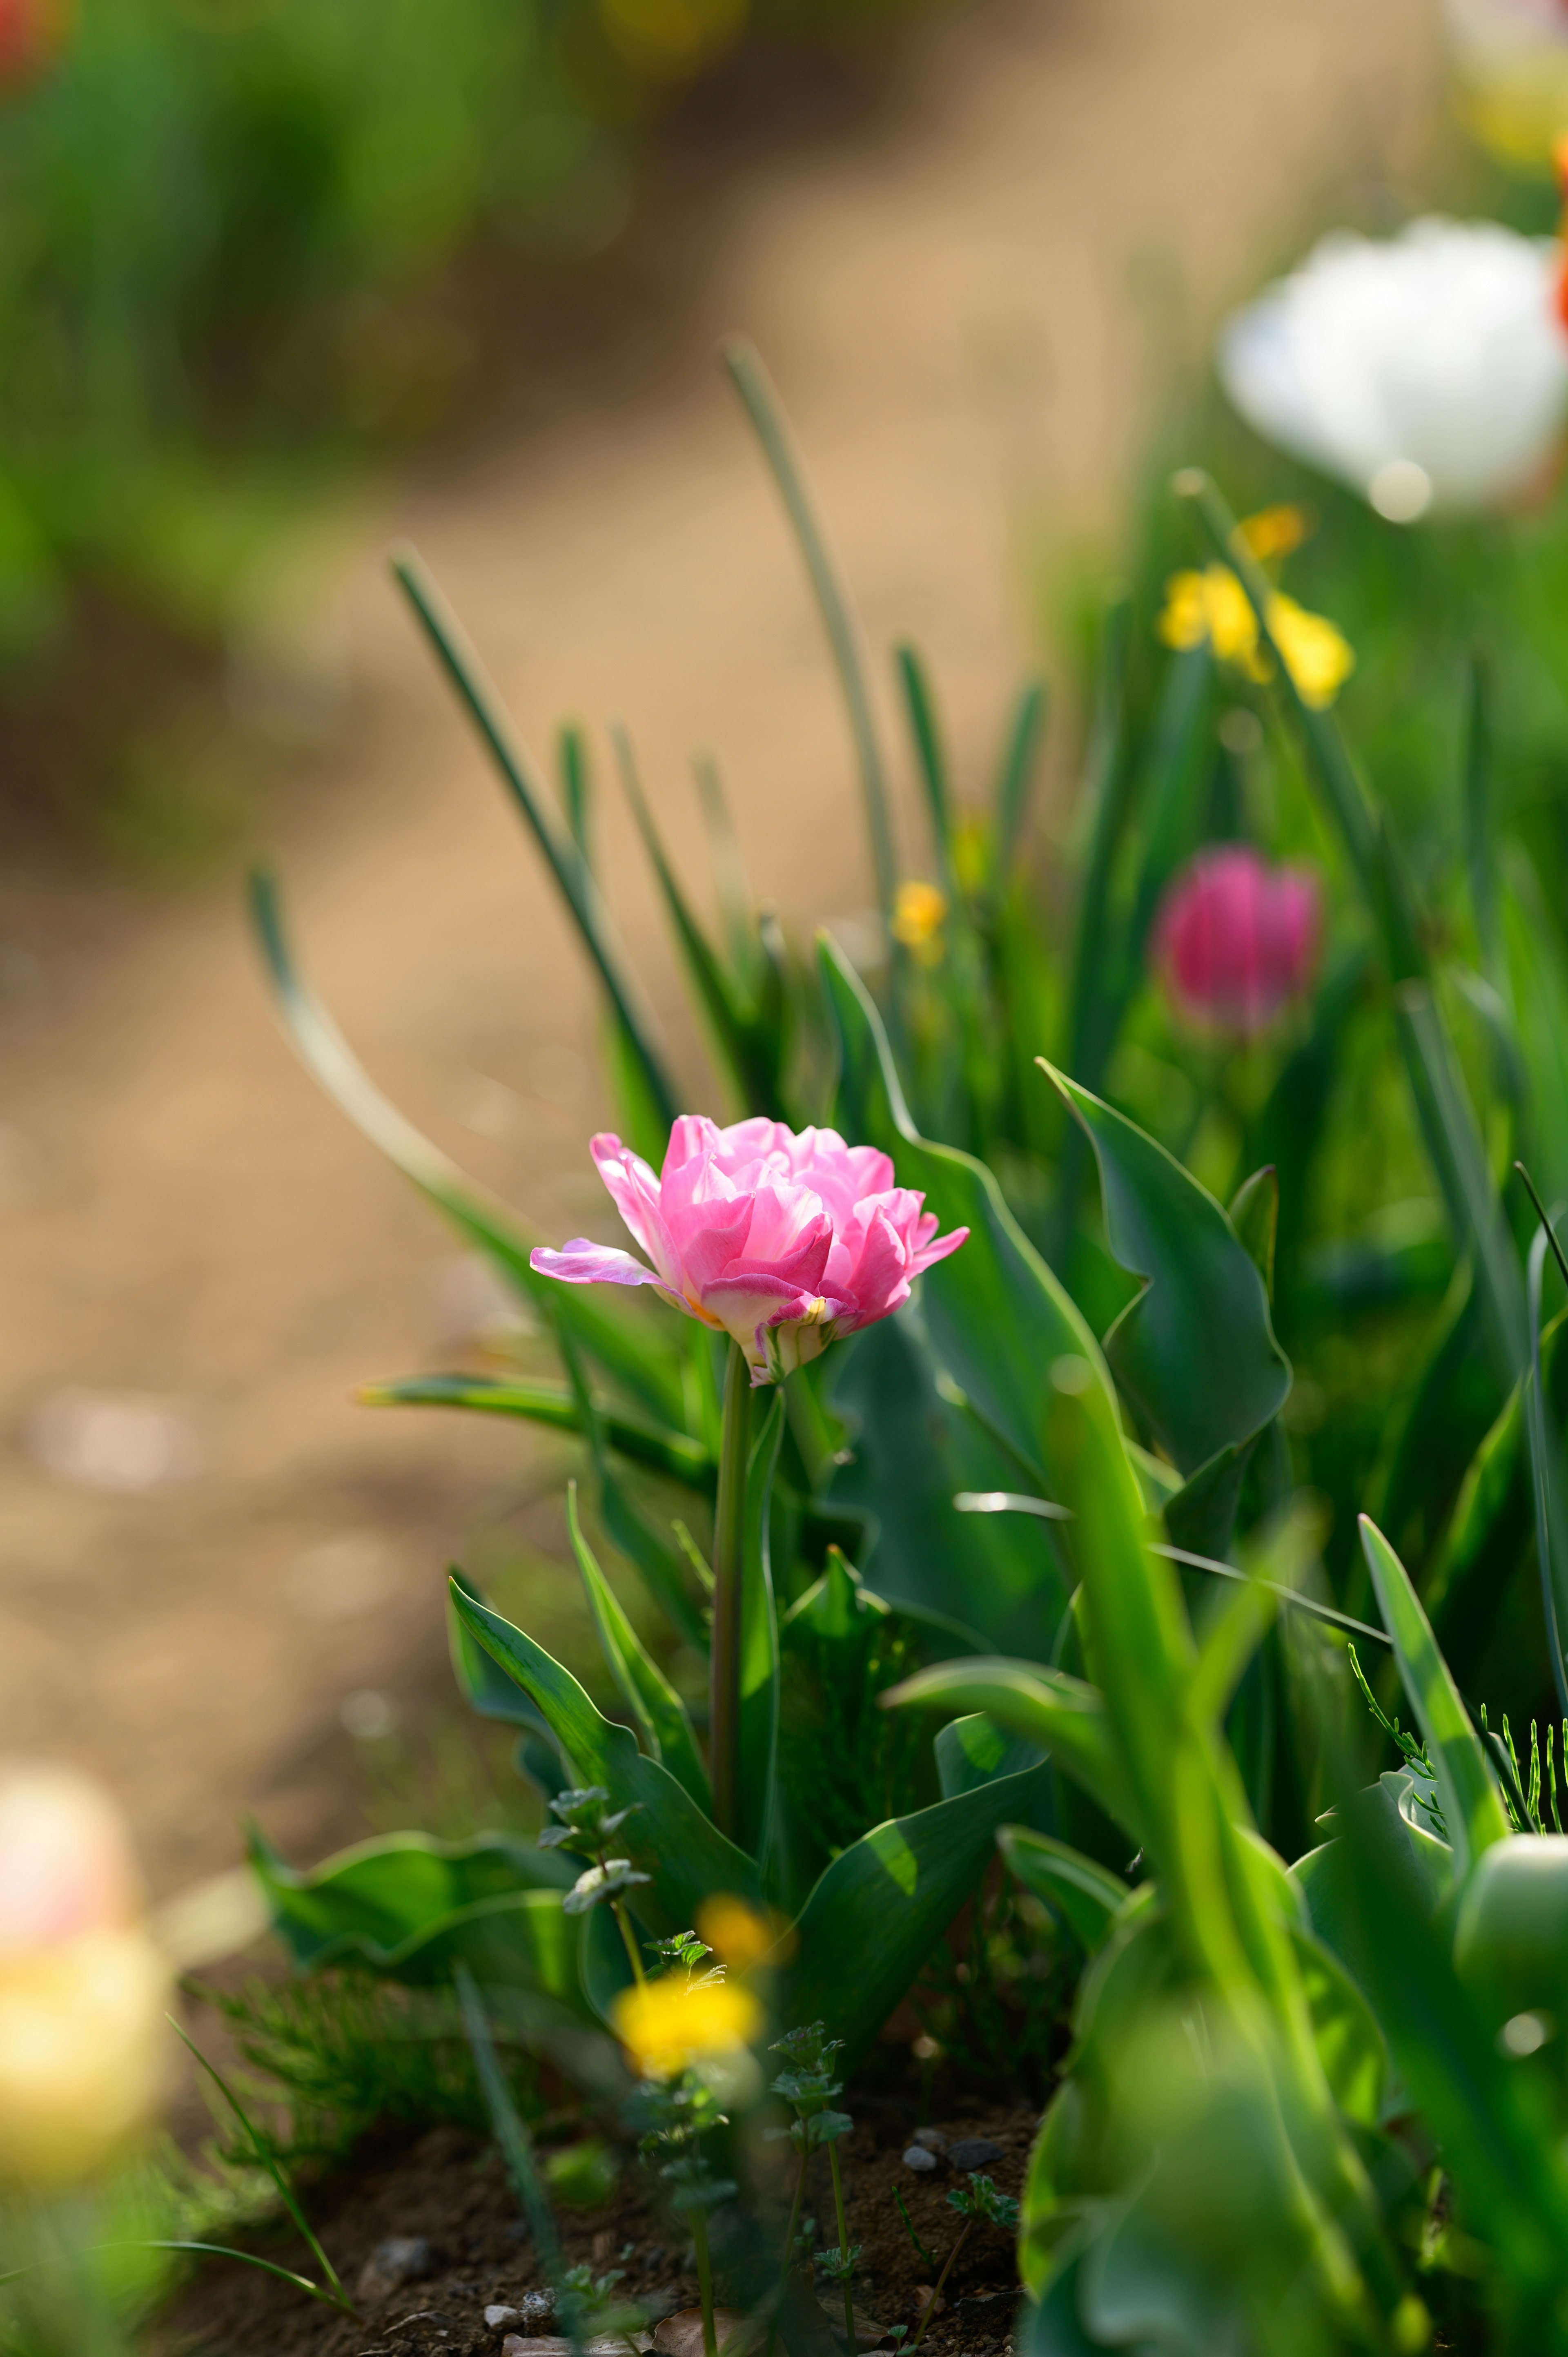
709, 1339, 753, 1844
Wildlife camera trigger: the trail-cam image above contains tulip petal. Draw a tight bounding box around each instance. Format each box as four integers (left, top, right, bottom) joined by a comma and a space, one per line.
530, 1240, 683, 1309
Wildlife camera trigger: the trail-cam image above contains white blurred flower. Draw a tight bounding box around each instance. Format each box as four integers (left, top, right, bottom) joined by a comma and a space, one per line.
0, 1765, 168, 2187
1443, 0, 1568, 165
1217, 217, 1568, 522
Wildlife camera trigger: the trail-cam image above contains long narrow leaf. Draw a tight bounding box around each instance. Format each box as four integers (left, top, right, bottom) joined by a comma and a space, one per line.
884, 1657, 1142, 1841
360, 1372, 714, 1491
989, 676, 1049, 891
392, 548, 677, 1130
1356, 1514, 1511, 1874
722, 337, 898, 917
249, 869, 685, 1425
895, 641, 957, 896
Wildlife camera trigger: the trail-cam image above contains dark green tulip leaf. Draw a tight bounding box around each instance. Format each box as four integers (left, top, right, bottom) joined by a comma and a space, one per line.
1227, 1166, 1278, 1301
998, 1824, 1128, 1953
361, 1373, 714, 1492
447, 1577, 762, 1928
1041, 1062, 1290, 1478
564, 1483, 709, 1812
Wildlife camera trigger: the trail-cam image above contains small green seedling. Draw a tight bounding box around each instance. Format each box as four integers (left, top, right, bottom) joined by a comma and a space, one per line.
540, 1787, 651, 1984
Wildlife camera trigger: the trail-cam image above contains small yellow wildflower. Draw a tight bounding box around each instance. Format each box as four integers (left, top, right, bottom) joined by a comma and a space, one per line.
891, 879, 949, 964
1158, 566, 1269, 680
1237, 504, 1311, 563
612, 1973, 763, 2080
1157, 565, 1354, 711
696, 1894, 787, 1971
1266, 593, 1356, 711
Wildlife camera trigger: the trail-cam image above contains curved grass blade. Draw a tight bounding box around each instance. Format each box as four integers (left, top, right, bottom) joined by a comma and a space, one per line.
135, 2243, 353, 2312
249, 868, 684, 1425
1356, 1514, 1511, 1875
565, 1480, 710, 1811
454, 1962, 581, 2347
895, 641, 956, 896
722, 337, 897, 919
360, 1373, 715, 1491
166, 2017, 354, 2313
392, 549, 676, 1131
1517, 1175, 1568, 1716
611, 723, 783, 1119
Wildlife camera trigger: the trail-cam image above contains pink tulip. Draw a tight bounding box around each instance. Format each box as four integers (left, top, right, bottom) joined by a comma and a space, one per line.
531, 1116, 968, 1385
1152, 845, 1321, 1037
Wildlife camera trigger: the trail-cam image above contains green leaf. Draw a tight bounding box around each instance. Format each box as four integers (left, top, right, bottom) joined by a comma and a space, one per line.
997, 1824, 1129, 1953
895, 640, 957, 897
564, 1482, 710, 1813
884, 1657, 1142, 1845
934, 1712, 1043, 1799
1227, 1167, 1278, 1302
1357, 1514, 1511, 1875
448, 1578, 762, 1930
777, 1758, 1052, 2065
738, 1394, 786, 1869
819, 932, 1124, 1503
248, 868, 685, 1428
448, 1567, 555, 1733
391, 547, 677, 1133
1287, 1924, 1387, 2129
826, 1311, 1067, 1652
1332, 1779, 1568, 2321
1042, 1063, 1291, 1477
360, 1373, 715, 1492
249, 1826, 581, 2005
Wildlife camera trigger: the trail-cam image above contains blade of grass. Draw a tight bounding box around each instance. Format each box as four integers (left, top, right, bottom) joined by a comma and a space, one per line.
167, 2017, 354, 2312
454, 1962, 581, 2351
392, 546, 677, 1132
895, 641, 957, 898
611, 722, 782, 1118
722, 337, 897, 919
1356, 1516, 1512, 1874
359, 1373, 715, 1490
1516, 1165, 1568, 1717
989, 676, 1049, 891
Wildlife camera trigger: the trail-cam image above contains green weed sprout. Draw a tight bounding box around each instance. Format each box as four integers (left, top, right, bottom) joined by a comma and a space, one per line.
540, 1787, 651, 1985
626, 2069, 736, 2357
765, 2023, 854, 2356
909, 2175, 1018, 2353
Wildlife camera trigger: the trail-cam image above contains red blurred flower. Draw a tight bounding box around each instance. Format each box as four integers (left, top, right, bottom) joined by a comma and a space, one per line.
1152, 845, 1321, 1039
0, 0, 68, 89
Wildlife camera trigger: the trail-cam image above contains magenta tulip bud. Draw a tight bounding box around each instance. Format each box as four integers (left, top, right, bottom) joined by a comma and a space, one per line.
531, 1117, 968, 1385
1152, 845, 1321, 1038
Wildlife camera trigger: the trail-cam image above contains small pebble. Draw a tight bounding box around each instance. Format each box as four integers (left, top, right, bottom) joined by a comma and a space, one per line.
486, 2306, 521, 2331
912, 2127, 947, 2154
520, 2291, 555, 2324
902, 2144, 939, 2172
357, 2235, 434, 2303
948, 2137, 1005, 2171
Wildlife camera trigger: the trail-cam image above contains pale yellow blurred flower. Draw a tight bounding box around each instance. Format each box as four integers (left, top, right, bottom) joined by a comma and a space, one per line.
696, 1893, 788, 1971
1157, 565, 1354, 711
612, 1972, 763, 2079
1236, 504, 1312, 562
0, 1764, 169, 2187
891, 879, 949, 965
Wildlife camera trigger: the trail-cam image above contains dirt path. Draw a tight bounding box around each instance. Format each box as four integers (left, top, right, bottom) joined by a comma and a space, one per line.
0, 0, 1439, 1899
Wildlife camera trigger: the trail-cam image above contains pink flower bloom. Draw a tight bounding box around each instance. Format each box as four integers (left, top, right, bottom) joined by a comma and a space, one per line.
531, 1117, 968, 1385
1152, 845, 1321, 1038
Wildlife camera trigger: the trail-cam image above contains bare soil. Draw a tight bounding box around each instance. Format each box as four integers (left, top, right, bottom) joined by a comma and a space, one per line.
0, 0, 1439, 1909
163, 2082, 1035, 2357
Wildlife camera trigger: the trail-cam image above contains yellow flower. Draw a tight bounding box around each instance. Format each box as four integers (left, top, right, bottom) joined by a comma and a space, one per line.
1266, 593, 1356, 711
612, 1973, 763, 2080
1236, 504, 1311, 563
697, 1894, 785, 1971
1157, 565, 1354, 710
891, 879, 949, 965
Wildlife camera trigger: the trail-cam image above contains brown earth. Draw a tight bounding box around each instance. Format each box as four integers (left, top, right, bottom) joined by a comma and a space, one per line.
161, 2082, 1036, 2357
0, 0, 1441, 1924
